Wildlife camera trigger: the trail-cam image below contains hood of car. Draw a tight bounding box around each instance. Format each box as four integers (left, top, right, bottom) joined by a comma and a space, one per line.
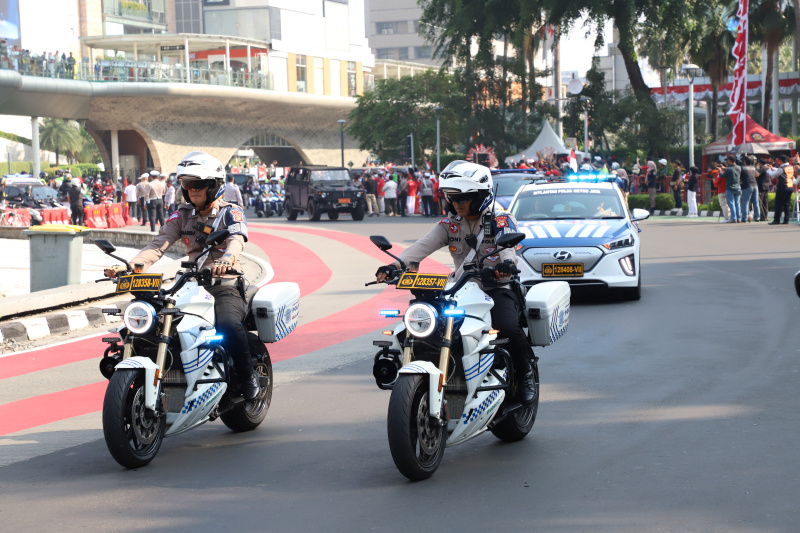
517, 219, 632, 247
311, 182, 356, 191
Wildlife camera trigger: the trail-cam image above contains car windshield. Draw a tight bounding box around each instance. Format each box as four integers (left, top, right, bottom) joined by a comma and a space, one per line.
32, 186, 58, 201
310, 169, 350, 184
494, 174, 532, 196
510, 187, 625, 220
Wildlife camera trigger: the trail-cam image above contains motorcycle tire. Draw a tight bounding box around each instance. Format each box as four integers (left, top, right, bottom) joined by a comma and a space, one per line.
490, 362, 539, 442
102, 370, 166, 469
387, 374, 446, 481
220, 346, 273, 432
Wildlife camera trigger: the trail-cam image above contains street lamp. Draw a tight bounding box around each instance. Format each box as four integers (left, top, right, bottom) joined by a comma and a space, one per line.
579, 96, 591, 156
682, 63, 702, 168
337, 119, 346, 167
434, 105, 443, 173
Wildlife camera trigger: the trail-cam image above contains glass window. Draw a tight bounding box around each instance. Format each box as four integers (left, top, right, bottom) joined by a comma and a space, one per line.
203, 8, 270, 40
376, 48, 392, 60
376, 22, 397, 35
414, 46, 431, 59
398, 47, 409, 60
347, 61, 356, 97
296, 55, 306, 93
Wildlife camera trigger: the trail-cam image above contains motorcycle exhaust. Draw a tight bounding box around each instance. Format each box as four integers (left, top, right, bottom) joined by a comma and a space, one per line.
372, 341, 401, 390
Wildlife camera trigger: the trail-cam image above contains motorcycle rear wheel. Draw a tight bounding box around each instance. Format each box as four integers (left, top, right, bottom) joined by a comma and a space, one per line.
387, 374, 445, 481
102, 370, 166, 469
490, 362, 539, 442
220, 352, 273, 432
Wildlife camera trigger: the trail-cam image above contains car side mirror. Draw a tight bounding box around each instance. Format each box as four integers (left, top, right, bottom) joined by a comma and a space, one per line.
631, 208, 650, 221
95, 239, 116, 254
496, 232, 525, 249
370, 235, 392, 251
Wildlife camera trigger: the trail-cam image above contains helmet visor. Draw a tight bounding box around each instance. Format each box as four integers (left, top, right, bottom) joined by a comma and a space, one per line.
442, 191, 475, 204
180, 178, 216, 191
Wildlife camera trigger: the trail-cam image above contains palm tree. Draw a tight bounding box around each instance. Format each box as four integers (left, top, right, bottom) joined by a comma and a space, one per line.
750, 0, 793, 127
38, 118, 81, 165
689, 0, 736, 140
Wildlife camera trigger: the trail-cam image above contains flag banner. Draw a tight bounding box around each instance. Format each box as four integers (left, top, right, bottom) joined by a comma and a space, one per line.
728, 0, 749, 147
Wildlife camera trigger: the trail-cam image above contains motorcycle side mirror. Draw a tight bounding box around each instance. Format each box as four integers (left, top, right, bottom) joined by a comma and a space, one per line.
370, 235, 392, 251
95, 239, 116, 254
205, 229, 231, 247
465, 234, 478, 250
496, 232, 525, 249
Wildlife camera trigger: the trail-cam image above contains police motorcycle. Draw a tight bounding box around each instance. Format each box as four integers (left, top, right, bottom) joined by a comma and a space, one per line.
94, 229, 300, 469
366, 233, 570, 480
254, 185, 272, 218
268, 191, 284, 217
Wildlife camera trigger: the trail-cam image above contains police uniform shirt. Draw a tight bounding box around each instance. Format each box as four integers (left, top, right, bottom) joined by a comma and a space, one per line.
148, 178, 166, 201
129, 200, 248, 275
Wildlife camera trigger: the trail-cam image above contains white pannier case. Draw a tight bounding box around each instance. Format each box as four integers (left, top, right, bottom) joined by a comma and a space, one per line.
524, 281, 570, 347
251, 282, 301, 343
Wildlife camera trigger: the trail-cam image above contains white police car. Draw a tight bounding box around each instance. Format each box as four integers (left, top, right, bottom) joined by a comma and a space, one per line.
508, 176, 650, 300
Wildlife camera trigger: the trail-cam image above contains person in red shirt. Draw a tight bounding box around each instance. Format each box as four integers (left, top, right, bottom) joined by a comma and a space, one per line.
710, 160, 729, 221
376, 174, 385, 214
406, 174, 418, 215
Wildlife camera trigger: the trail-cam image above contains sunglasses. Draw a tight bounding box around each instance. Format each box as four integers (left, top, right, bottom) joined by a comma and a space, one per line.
181, 179, 214, 190
444, 193, 473, 204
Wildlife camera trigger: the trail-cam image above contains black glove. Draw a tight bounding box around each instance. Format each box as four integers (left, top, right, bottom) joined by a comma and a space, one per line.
495, 262, 517, 277
376, 265, 399, 278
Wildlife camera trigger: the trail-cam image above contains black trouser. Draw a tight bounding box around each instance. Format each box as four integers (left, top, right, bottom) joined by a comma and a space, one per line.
397, 193, 407, 216
207, 284, 253, 380
673, 189, 683, 209
147, 198, 164, 231
486, 288, 533, 376
773, 188, 791, 223
421, 196, 435, 216
138, 198, 148, 223
70, 202, 84, 226
758, 190, 769, 220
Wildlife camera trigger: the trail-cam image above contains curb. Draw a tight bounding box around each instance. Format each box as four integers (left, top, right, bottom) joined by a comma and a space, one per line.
650, 209, 781, 218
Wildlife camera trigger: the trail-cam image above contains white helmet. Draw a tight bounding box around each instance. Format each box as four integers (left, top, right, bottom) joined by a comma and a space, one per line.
176, 151, 226, 207
438, 160, 494, 215
71, 178, 80, 186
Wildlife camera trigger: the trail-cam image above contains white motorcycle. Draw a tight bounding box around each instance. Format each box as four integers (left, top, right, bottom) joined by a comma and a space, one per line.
367, 232, 570, 480
95, 229, 300, 469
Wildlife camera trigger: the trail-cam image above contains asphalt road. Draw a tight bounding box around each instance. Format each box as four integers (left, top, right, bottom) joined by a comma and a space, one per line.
1, 214, 799, 533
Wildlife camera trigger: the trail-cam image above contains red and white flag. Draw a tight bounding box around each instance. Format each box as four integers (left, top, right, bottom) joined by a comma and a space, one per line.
426, 161, 432, 170
568, 149, 578, 172
728, 0, 749, 147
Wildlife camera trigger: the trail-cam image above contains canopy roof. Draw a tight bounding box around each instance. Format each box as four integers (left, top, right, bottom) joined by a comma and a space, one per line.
703, 115, 795, 156
505, 120, 568, 163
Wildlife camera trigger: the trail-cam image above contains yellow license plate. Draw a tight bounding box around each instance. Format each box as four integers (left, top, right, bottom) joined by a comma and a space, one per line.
397, 272, 449, 290
116, 273, 163, 293
542, 263, 584, 277
338, 198, 351, 204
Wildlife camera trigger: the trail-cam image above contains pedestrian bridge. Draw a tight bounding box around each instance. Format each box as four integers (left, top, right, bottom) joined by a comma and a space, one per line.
0, 69, 365, 177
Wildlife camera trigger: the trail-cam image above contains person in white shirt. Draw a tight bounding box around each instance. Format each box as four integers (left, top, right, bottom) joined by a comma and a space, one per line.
124, 179, 137, 220
383, 177, 398, 216
164, 174, 176, 215
222, 174, 244, 206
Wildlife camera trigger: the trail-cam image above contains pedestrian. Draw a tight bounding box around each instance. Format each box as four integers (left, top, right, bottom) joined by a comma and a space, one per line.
612, 162, 629, 206
147, 170, 166, 231
420, 172, 435, 216
406, 173, 418, 215
739, 155, 759, 222
383, 175, 398, 216
397, 174, 408, 217
686, 166, 699, 217
223, 174, 243, 206
722, 154, 742, 223
164, 176, 177, 216
68, 178, 85, 226
364, 173, 379, 216
670, 160, 684, 211
646, 159, 658, 214
136, 173, 151, 225
124, 178, 137, 220
65, 52, 75, 79
756, 157, 771, 221
766, 154, 793, 225
710, 161, 729, 221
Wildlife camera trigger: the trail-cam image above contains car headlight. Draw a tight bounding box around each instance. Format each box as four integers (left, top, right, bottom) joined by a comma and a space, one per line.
356, 192, 362, 197
603, 234, 634, 250
403, 303, 438, 338
319, 192, 327, 198
123, 302, 157, 334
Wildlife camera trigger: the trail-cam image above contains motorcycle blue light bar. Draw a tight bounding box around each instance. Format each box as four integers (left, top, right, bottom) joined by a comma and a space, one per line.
380, 310, 401, 317
444, 308, 465, 317
207, 334, 223, 342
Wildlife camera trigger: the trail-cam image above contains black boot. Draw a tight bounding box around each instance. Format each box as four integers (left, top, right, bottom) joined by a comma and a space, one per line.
518, 369, 537, 406
242, 370, 260, 401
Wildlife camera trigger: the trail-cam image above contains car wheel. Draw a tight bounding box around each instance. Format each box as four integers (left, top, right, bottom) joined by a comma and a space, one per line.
285, 198, 298, 220
619, 274, 641, 301
307, 200, 321, 221
351, 204, 365, 221
327, 211, 339, 220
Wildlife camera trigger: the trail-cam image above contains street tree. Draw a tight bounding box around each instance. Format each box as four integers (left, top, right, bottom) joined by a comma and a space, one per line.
38, 118, 81, 165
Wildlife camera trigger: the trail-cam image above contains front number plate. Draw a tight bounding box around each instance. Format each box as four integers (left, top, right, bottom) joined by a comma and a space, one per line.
397, 272, 449, 290
116, 273, 163, 293
338, 198, 351, 204
542, 263, 583, 277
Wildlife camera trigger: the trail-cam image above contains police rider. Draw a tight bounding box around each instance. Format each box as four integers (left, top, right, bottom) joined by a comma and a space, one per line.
374, 161, 537, 405
103, 152, 261, 400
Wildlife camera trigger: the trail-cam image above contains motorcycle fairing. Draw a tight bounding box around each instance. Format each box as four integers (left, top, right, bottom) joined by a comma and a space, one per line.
166, 380, 227, 436
398, 361, 443, 421
447, 383, 505, 446
115, 357, 159, 411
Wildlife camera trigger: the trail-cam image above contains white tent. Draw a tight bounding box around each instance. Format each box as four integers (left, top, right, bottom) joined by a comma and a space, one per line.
505, 120, 569, 164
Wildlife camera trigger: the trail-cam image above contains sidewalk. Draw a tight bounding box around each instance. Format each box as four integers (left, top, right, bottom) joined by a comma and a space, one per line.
0, 225, 271, 348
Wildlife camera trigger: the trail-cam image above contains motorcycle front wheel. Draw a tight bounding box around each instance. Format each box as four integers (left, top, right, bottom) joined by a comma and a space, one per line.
387, 374, 445, 481
102, 370, 166, 469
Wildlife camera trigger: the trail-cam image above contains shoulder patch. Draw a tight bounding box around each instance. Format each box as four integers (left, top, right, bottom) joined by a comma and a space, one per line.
438, 217, 451, 225
495, 215, 508, 228
167, 212, 180, 223
230, 207, 244, 222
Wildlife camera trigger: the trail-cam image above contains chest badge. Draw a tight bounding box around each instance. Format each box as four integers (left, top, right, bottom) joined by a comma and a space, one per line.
449, 223, 459, 234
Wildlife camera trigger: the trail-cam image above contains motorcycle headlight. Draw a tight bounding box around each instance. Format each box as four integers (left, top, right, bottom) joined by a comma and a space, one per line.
602, 234, 634, 250
123, 301, 157, 335
403, 303, 438, 338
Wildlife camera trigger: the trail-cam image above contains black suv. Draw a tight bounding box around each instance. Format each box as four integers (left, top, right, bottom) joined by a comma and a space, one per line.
284, 165, 366, 221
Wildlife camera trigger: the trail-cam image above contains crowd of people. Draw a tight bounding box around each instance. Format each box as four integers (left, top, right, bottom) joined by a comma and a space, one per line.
354, 168, 445, 217
0, 41, 77, 78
